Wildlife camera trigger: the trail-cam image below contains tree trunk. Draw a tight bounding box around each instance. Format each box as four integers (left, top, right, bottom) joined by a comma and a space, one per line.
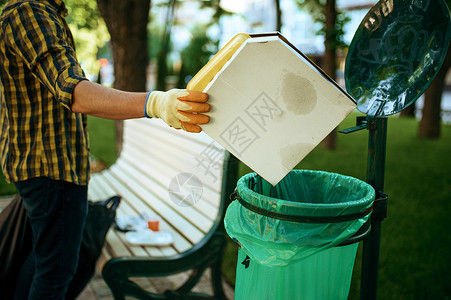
419, 43, 451, 138
399, 101, 416, 117
274, 0, 281, 32
156, 0, 177, 91
322, 0, 338, 150
96, 0, 150, 154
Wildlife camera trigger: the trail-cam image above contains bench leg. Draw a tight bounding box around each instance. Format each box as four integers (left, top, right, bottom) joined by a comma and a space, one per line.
103, 259, 160, 300
103, 258, 223, 300
102, 232, 228, 299
175, 267, 205, 295
174, 233, 227, 299
101, 260, 128, 300
211, 258, 226, 300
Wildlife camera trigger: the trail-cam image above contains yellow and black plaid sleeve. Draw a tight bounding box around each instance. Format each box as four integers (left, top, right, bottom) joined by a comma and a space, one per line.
4, 1, 86, 109
0, 0, 90, 185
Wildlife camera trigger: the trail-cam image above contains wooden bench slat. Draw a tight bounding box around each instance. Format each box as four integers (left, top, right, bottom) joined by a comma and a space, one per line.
100, 168, 195, 253
107, 164, 207, 242
125, 119, 215, 149
120, 143, 222, 212
113, 159, 216, 232
91, 169, 193, 254
98, 180, 181, 257
125, 125, 207, 159
88, 174, 118, 201
124, 122, 224, 194
88, 118, 238, 298
120, 119, 226, 195
87, 175, 108, 200
95, 194, 172, 257
104, 227, 132, 257
114, 230, 172, 258
118, 149, 220, 220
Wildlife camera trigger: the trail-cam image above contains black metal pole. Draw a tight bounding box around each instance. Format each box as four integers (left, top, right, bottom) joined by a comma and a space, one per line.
360, 116, 388, 300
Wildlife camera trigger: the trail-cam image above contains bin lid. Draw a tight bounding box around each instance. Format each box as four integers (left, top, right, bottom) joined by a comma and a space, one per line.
345, 0, 451, 117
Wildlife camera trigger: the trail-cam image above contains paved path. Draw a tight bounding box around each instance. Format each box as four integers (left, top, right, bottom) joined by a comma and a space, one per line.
0, 195, 235, 300
77, 268, 235, 300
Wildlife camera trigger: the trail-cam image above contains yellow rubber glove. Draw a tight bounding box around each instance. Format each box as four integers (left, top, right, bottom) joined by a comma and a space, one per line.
144, 89, 210, 133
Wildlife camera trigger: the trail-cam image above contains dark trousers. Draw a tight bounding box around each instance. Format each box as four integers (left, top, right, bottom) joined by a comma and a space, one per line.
13, 177, 88, 300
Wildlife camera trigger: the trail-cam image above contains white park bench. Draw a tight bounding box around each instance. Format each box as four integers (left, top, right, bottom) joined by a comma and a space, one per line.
88, 118, 238, 299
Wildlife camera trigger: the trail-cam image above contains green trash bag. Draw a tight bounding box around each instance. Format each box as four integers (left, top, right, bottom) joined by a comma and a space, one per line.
224, 170, 375, 300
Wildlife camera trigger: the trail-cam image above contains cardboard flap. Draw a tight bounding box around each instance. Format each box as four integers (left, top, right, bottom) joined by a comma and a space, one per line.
199, 34, 356, 185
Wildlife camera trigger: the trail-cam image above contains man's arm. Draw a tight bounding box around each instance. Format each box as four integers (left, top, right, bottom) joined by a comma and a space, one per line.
72, 80, 210, 133
71, 80, 146, 120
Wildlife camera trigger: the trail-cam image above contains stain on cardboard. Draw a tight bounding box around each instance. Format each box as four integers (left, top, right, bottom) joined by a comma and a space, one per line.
281, 71, 317, 115
279, 142, 313, 169
273, 111, 285, 122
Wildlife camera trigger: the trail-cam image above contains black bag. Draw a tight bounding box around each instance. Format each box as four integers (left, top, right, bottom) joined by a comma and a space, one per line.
0, 195, 32, 300
0, 195, 121, 300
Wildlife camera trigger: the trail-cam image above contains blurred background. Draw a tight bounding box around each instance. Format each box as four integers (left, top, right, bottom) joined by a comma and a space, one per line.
66, 0, 399, 92
63, 0, 451, 151
1, 0, 450, 299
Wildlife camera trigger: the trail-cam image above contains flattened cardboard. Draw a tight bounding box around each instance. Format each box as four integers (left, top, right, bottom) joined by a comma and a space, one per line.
201, 34, 356, 185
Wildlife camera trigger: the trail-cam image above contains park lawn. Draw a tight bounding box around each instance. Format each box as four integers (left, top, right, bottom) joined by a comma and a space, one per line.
1, 113, 450, 299
86, 116, 118, 167
224, 113, 451, 300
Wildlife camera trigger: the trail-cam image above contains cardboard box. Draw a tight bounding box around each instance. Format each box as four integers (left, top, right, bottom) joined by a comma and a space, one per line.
198, 33, 356, 185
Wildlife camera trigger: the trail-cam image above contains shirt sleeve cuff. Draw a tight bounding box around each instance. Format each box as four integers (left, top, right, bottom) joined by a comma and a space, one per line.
56, 66, 88, 110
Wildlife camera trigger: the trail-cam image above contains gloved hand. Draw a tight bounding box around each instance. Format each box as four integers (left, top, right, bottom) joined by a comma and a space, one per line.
144, 89, 210, 133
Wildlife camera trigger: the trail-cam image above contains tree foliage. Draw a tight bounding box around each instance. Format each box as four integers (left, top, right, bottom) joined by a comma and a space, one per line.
417, 0, 451, 138
155, 0, 177, 90
0, 0, 109, 77
65, 0, 110, 76
197, 0, 233, 50
150, 0, 234, 89
177, 25, 216, 88
295, 0, 349, 52
296, 0, 350, 149
65, 0, 101, 30
199, 0, 233, 25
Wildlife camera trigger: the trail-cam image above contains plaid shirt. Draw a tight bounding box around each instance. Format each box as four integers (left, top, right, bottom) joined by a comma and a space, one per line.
0, 0, 90, 185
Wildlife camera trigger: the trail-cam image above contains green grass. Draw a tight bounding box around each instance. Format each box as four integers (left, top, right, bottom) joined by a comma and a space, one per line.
0, 174, 16, 195
223, 113, 451, 300
87, 116, 118, 166
1, 113, 450, 299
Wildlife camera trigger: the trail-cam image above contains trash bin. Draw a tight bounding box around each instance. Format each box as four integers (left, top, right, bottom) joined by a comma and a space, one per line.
224, 170, 375, 300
